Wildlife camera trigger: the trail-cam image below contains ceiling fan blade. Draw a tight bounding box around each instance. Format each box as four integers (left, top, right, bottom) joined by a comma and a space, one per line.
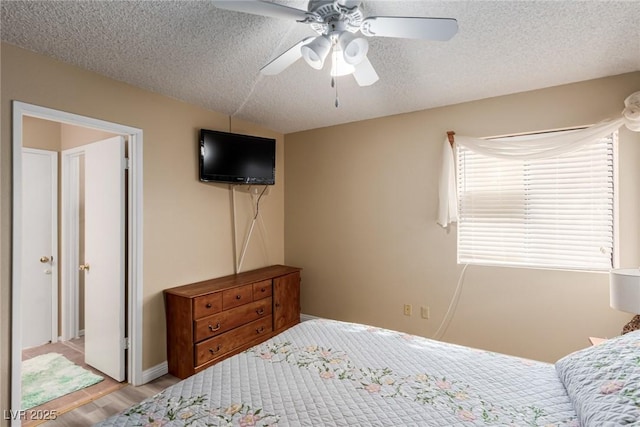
260, 37, 315, 75
361, 16, 458, 41
352, 56, 379, 87
213, 0, 313, 21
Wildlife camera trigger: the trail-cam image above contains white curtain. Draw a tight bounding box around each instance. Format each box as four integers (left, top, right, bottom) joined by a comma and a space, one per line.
437, 91, 640, 228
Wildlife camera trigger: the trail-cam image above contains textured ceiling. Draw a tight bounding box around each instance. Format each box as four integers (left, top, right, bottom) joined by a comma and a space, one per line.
2, 1, 639, 134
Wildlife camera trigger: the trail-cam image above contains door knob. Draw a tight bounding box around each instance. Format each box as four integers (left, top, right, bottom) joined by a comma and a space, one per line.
79, 263, 90, 272
40, 256, 51, 263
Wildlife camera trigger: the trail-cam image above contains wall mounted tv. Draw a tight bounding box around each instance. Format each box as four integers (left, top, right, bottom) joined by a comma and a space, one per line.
199, 129, 276, 185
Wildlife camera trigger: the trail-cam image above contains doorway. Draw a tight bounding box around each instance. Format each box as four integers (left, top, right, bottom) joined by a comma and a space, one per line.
11, 101, 144, 424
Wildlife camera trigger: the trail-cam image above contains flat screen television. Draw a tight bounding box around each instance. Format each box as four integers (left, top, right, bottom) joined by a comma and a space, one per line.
199, 129, 276, 185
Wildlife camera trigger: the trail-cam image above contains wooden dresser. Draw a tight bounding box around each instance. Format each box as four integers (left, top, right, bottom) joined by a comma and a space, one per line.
164, 264, 301, 379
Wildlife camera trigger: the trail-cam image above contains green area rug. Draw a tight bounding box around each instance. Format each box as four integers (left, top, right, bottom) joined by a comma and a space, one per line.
22, 352, 103, 410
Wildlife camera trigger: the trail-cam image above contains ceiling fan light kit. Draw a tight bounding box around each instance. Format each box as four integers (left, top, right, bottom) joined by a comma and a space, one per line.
331, 48, 355, 77
213, 0, 457, 98
301, 35, 332, 69
338, 32, 368, 65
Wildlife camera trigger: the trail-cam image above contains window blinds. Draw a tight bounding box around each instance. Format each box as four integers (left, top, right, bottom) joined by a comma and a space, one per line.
456, 133, 615, 271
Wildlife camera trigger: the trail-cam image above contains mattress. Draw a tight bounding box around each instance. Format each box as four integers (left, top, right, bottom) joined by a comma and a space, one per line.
97, 319, 640, 426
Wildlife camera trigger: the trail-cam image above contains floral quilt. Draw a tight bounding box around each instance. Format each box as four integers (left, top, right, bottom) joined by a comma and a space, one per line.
555, 329, 640, 426
97, 319, 579, 426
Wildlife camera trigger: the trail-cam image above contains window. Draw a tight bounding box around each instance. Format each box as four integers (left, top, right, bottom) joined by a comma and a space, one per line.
456, 130, 616, 271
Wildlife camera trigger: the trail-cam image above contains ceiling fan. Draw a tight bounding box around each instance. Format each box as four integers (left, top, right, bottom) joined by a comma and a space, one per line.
213, 0, 458, 88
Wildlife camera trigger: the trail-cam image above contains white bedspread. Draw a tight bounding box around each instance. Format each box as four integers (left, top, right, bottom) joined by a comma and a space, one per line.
97, 319, 579, 426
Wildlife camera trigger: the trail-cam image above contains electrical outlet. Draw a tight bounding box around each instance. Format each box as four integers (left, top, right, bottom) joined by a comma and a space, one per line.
403, 304, 412, 316
421, 306, 430, 319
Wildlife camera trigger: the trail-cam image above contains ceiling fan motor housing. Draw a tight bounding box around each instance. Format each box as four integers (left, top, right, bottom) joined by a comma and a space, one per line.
308, 0, 364, 36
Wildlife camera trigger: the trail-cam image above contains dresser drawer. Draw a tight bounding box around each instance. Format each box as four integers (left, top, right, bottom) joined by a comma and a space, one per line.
193, 298, 273, 342
252, 280, 272, 300
222, 284, 253, 310
165, 265, 301, 379
192, 293, 222, 319
195, 316, 273, 366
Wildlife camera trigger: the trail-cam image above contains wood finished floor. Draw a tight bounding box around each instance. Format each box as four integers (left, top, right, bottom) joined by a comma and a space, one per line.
42, 374, 179, 426
21, 339, 180, 426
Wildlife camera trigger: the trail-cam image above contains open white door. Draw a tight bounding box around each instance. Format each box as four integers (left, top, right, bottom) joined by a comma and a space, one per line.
83, 136, 126, 381
21, 148, 58, 349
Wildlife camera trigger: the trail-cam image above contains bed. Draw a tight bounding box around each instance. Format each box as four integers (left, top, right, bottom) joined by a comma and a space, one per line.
97, 318, 640, 426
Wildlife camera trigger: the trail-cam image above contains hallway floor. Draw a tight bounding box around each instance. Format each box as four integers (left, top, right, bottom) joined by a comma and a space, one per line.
21, 337, 124, 426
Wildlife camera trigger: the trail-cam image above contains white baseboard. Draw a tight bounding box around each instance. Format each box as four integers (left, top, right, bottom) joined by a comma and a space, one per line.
300, 313, 321, 322
141, 361, 168, 384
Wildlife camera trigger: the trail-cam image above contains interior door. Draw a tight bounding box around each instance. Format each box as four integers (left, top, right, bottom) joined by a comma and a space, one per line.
21, 148, 57, 349
83, 136, 126, 381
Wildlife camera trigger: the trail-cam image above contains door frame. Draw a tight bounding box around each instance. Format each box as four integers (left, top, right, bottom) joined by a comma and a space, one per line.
21, 148, 59, 346
11, 101, 145, 420
61, 146, 84, 340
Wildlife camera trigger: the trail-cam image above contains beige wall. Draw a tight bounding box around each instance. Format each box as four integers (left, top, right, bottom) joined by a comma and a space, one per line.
1, 43, 285, 416
23, 116, 117, 150
23, 116, 61, 150
285, 72, 640, 364
61, 123, 117, 150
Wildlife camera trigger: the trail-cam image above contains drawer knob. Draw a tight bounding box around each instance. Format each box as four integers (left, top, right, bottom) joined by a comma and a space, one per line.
256, 326, 265, 334
206, 303, 212, 308
209, 322, 221, 332
209, 345, 221, 354
256, 308, 264, 315
260, 287, 266, 292
235, 295, 241, 300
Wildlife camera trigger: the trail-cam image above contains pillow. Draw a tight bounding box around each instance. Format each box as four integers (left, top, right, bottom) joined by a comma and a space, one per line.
555, 330, 640, 426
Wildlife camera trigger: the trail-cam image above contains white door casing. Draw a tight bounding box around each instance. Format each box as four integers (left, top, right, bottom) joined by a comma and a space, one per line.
21, 148, 58, 349
11, 101, 144, 425
83, 136, 127, 381
61, 148, 83, 341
